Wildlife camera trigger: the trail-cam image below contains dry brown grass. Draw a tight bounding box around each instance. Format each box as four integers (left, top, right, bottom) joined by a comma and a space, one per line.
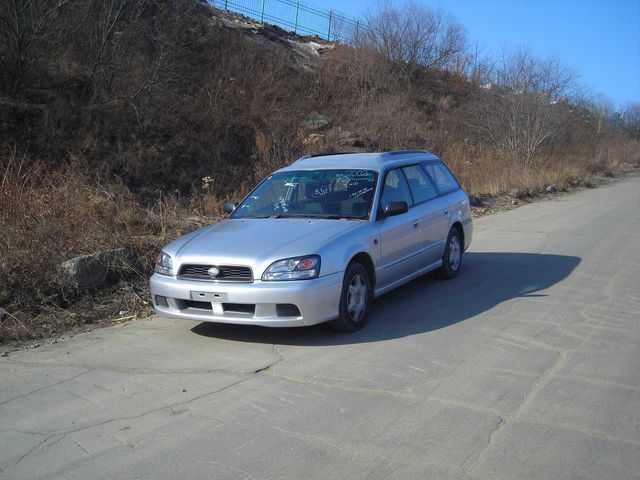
444, 136, 640, 198
0, 147, 200, 343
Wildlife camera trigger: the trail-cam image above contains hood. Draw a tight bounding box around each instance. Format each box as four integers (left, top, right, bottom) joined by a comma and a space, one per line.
164, 218, 363, 275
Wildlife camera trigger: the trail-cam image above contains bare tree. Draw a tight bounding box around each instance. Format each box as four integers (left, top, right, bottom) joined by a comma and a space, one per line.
458, 41, 494, 85
361, 0, 467, 71
577, 94, 619, 160
0, 0, 74, 95
467, 46, 577, 166
83, 0, 146, 99
589, 94, 616, 137
495, 46, 575, 99
622, 101, 640, 139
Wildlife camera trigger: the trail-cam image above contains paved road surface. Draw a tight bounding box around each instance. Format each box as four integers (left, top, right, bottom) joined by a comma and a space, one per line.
1, 176, 639, 480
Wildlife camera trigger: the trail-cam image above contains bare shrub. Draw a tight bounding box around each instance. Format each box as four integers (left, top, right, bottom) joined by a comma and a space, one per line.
321, 44, 396, 102
361, 0, 468, 71
0, 0, 77, 95
466, 47, 577, 167
622, 102, 640, 139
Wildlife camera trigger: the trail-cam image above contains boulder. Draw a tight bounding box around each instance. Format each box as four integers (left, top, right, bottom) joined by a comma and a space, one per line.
0, 308, 9, 321
545, 184, 557, 193
335, 128, 364, 148
60, 248, 135, 289
302, 133, 326, 146
299, 112, 332, 130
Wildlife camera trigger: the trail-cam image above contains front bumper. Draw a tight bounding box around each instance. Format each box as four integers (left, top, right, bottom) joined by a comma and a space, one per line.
149, 272, 343, 327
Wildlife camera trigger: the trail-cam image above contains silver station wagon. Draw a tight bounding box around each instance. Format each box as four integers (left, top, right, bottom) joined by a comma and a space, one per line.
150, 151, 472, 332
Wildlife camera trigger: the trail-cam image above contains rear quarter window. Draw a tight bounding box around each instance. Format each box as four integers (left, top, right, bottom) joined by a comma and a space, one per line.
423, 162, 459, 194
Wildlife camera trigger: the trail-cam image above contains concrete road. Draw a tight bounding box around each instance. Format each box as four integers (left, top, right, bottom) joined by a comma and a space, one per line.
1, 176, 639, 480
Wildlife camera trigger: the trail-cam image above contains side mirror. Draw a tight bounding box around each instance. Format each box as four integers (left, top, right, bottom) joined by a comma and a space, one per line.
223, 201, 237, 214
383, 201, 408, 217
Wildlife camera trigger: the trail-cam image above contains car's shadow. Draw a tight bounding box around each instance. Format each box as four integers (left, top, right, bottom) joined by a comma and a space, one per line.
191, 252, 581, 345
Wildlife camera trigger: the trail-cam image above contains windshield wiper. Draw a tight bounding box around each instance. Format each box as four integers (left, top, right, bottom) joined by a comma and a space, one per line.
241, 214, 365, 220
314, 215, 366, 220
241, 214, 297, 219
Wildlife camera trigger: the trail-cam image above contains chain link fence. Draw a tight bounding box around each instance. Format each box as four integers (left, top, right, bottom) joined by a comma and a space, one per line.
208, 0, 362, 43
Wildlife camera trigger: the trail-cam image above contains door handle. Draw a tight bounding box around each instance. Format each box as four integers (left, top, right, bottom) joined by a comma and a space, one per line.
413, 220, 419, 228
443, 209, 449, 216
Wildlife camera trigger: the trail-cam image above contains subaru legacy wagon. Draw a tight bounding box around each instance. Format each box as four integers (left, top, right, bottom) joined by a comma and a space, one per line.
150, 151, 472, 332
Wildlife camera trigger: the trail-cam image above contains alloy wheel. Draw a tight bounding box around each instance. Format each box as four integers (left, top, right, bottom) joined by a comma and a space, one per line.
449, 235, 461, 271
347, 273, 367, 322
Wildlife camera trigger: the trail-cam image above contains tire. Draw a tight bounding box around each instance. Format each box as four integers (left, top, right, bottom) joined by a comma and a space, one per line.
437, 227, 463, 279
331, 262, 371, 333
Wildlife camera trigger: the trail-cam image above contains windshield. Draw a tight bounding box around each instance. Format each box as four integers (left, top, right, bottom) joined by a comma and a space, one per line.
231, 169, 378, 220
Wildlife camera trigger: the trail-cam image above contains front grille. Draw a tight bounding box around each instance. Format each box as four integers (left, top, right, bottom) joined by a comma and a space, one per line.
178, 264, 253, 282
222, 303, 255, 315
276, 304, 301, 317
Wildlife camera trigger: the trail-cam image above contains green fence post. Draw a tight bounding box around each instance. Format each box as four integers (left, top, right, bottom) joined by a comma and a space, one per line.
294, 1, 299, 33
327, 10, 332, 40
260, 0, 266, 22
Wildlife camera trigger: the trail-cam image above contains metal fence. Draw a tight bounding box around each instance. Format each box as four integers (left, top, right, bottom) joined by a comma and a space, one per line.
208, 0, 361, 43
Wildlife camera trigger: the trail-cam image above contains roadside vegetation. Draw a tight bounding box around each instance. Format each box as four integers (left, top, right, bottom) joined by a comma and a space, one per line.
1, 0, 639, 344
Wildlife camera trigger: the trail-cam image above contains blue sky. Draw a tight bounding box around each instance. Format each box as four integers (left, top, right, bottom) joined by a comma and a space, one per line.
315, 0, 640, 108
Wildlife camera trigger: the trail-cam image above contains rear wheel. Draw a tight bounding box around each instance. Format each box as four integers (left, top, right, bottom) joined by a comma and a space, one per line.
331, 263, 370, 333
437, 228, 463, 279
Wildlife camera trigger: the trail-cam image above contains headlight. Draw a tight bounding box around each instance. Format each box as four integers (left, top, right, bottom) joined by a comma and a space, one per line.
262, 255, 320, 281
155, 251, 174, 276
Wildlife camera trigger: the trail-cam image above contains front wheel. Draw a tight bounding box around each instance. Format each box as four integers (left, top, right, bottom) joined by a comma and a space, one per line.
437, 228, 463, 279
331, 263, 370, 333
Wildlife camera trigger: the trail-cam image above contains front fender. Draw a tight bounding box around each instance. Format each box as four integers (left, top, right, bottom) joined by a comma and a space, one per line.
318, 234, 378, 278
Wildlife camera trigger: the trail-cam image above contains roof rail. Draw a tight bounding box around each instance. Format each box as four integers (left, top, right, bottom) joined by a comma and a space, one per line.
294, 151, 358, 162
384, 150, 432, 156
308, 151, 358, 158
294, 150, 435, 163
300, 150, 429, 158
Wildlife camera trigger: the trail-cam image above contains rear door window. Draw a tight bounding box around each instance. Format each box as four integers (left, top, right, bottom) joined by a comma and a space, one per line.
380, 169, 413, 208
423, 162, 459, 194
402, 165, 438, 204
